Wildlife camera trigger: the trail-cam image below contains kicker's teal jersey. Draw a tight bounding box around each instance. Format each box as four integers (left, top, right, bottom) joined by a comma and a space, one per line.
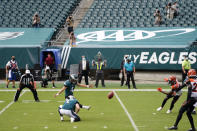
64, 80, 76, 98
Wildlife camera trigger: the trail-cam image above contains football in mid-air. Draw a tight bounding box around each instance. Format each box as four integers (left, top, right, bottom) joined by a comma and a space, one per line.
108, 91, 114, 99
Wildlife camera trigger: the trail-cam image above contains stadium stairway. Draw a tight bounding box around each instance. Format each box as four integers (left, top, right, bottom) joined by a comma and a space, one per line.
53, 0, 95, 46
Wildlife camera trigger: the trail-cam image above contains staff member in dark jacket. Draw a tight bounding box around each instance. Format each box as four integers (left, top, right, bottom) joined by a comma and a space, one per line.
92, 58, 106, 88
120, 55, 128, 87
14, 70, 39, 102
78, 56, 90, 85
123, 58, 137, 89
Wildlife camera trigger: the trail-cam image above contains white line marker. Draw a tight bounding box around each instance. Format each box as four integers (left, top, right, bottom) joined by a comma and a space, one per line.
114, 91, 139, 131
73, 126, 77, 129
100, 112, 104, 115
44, 126, 48, 129
0, 100, 4, 103
13, 126, 18, 130
0, 89, 188, 92
103, 126, 108, 129
0, 91, 26, 115
50, 113, 54, 115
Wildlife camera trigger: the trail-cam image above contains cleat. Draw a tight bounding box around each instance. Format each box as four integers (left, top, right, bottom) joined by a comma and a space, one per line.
168, 126, 178, 130
70, 117, 74, 123
187, 128, 196, 131
52, 86, 56, 88
157, 107, 162, 111
192, 110, 196, 115
12, 86, 16, 88
60, 116, 64, 121
87, 106, 91, 110
35, 99, 40, 102
166, 110, 171, 114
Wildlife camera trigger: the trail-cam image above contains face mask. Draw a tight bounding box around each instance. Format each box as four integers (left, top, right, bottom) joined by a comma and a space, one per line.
12, 58, 15, 61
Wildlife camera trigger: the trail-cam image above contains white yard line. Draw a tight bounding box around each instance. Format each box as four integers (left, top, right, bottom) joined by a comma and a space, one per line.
0, 91, 26, 115
0, 89, 188, 92
114, 91, 139, 131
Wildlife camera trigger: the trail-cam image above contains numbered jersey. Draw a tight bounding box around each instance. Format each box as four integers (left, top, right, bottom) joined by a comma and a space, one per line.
64, 80, 76, 98
62, 99, 78, 111
190, 78, 197, 98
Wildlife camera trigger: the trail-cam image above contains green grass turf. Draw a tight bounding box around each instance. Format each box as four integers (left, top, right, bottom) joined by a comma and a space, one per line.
0, 83, 196, 131
0, 82, 169, 89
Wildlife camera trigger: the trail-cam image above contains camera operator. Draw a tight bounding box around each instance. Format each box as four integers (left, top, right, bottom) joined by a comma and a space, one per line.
44, 53, 56, 88
5, 56, 19, 88
66, 15, 74, 34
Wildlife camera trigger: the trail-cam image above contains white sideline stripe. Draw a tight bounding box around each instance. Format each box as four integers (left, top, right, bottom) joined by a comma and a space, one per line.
0, 91, 26, 115
0, 89, 188, 92
114, 91, 139, 131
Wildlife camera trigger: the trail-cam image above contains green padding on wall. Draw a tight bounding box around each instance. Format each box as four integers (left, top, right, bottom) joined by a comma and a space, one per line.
0, 47, 40, 68
71, 27, 197, 48
0, 28, 54, 47
66, 47, 197, 70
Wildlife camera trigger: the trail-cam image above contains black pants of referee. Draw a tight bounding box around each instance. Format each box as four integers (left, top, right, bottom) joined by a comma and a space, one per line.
78, 71, 89, 85
126, 71, 136, 89
173, 98, 196, 130
14, 84, 39, 102
95, 72, 105, 87
182, 69, 189, 85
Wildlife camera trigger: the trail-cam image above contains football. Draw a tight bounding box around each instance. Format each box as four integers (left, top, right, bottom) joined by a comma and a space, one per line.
108, 91, 114, 99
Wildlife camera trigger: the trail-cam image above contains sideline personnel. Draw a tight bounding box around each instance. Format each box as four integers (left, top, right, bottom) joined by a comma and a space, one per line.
123, 58, 136, 89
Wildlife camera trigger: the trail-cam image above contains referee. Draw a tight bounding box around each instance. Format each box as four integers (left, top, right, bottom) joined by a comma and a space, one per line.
14, 70, 39, 102
123, 58, 137, 89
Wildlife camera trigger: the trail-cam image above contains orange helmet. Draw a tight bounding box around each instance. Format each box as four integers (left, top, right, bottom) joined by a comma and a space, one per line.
167, 76, 176, 85
169, 76, 176, 82
187, 69, 196, 77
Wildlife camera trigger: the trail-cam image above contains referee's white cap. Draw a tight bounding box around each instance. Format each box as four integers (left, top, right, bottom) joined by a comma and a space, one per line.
25, 70, 30, 74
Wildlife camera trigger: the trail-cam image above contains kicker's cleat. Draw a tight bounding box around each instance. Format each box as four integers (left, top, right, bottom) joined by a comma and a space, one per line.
157, 107, 162, 111
168, 126, 178, 130
166, 110, 171, 114
82, 105, 91, 110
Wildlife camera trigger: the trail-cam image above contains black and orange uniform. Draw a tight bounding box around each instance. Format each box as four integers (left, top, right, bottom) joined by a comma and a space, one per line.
168, 69, 197, 131
160, 77, 182, 111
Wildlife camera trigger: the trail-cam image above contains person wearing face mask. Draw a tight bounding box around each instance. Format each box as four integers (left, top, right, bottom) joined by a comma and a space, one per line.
182, 56, 191, 85
14, 70, 39, 102
123, 58, 137, 89
78, 56, 90, 85
5, 56, 19, 88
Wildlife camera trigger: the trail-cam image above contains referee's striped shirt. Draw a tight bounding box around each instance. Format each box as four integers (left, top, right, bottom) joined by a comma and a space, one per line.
20, 74, 34, 86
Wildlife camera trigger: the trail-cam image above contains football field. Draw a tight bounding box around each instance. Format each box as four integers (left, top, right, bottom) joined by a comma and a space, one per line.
0, 83, 196, 131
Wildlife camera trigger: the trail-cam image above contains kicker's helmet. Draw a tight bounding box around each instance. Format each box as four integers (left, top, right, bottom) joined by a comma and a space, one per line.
69, 74, 78, 84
